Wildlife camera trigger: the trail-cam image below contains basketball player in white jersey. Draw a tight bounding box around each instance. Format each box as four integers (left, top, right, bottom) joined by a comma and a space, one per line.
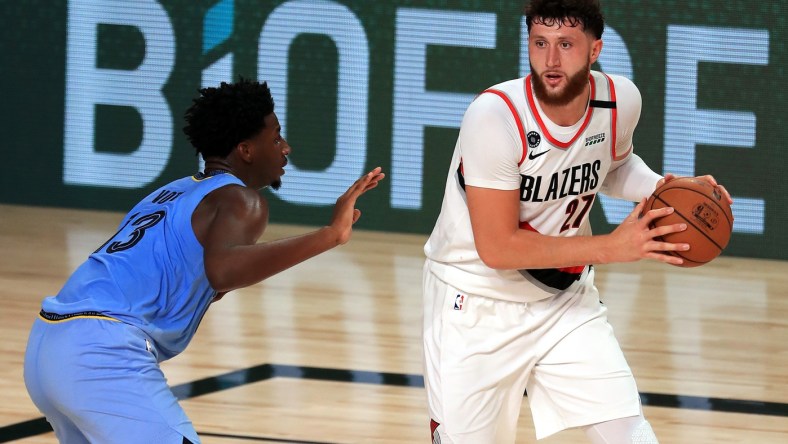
422, 1, 732, 443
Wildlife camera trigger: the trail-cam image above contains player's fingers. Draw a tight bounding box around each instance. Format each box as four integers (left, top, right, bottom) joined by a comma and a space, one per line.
648, 237, 690, 252
363, 167, 383, 181
698, 174, 718, 187
342, 176, 372, 202
352, 208, 361, 223
646, 251, 685, 266
631, 198, 648, 221
640, 205, 675, 226
716, 184, 733, 204
649, 221, 687, 239
363, 177, 383, 192
655, 174, 673, 189
350, 168, 383, 194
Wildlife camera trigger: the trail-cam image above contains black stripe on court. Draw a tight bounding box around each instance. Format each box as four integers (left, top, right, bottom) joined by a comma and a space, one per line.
0, 418, 50, 443
2, 363, 787, 442
200, 431, 336, 443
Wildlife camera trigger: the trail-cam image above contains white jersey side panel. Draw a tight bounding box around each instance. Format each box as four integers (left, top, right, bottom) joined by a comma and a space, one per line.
424, 71, 643, 302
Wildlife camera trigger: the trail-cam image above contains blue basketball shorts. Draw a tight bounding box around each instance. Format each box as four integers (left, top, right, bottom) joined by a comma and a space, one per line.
24, 315, 199, 444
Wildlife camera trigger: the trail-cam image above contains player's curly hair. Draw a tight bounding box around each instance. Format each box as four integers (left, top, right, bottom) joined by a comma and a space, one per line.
525, 0, 605, 39
183, 77, 275, 159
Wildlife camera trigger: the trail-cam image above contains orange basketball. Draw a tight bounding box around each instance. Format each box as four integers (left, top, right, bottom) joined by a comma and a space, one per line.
643, 177, 733, 267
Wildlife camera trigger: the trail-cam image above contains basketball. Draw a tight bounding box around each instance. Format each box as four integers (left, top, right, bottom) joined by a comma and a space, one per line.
643, 177, 733, 267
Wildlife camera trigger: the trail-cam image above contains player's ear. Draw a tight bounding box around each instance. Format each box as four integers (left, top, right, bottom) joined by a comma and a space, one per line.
236, 141, 254, 163
590, 39, 602, 64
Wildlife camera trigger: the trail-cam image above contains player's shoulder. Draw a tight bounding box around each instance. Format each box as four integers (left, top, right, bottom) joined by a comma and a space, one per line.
203, 183, 266, 220
602, 72, 641, 103
593, 71, 641, 118
466, 77, 526, 116
486, 77, 526, 94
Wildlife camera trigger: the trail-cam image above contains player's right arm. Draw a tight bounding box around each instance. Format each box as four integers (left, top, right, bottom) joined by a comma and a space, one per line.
194, 167, 384, 292
466, 187, 688, 269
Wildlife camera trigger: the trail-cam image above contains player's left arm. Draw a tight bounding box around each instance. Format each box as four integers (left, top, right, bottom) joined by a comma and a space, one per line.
601, 76, 733, 205
599, 75, 662, 201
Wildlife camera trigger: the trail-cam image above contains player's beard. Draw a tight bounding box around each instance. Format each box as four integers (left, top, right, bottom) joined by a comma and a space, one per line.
270, 179, 282, 190
530, 62, 590, 107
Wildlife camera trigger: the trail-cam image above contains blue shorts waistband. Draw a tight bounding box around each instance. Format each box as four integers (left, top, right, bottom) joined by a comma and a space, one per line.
38, 309, 119, 323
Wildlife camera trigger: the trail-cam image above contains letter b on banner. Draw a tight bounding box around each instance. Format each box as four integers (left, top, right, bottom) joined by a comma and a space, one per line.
63, 0, 175, 188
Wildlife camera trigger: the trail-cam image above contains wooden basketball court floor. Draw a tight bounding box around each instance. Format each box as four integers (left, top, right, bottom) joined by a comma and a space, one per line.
1, 203, 786, 443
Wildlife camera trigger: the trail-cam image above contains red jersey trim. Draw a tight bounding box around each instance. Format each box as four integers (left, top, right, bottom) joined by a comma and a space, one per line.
602, 73, 628, 161
524, 74, 596, 149
481, 89, 528, 166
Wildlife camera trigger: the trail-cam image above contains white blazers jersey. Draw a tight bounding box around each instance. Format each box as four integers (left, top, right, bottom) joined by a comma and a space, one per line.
425, 71, 646, 302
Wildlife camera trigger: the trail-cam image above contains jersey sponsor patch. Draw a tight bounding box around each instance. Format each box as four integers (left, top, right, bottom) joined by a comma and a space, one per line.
584, 132, 606, 146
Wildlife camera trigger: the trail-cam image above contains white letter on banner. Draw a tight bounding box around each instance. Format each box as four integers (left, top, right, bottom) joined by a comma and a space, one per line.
665, 25, 768, 233
63, 0, 174, 188
259, 0, 369, 205
198, 0, 236, 172
391, 9, 497, 209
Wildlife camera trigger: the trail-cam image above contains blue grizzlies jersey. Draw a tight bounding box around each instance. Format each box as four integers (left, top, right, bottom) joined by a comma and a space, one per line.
41, 172, 244, 361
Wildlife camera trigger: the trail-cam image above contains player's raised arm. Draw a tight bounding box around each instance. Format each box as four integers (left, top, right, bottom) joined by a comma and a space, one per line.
199, 167, 385, 293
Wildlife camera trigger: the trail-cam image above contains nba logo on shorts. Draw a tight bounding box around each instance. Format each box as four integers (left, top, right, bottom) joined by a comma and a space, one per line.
453, 294, 465, 311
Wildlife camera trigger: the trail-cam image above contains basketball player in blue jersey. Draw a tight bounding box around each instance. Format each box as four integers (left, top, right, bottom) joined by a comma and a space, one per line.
23, 78, 385, 444
422, 1, 732, 443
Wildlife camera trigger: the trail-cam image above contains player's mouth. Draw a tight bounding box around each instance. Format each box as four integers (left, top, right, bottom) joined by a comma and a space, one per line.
544, 72, 564, 86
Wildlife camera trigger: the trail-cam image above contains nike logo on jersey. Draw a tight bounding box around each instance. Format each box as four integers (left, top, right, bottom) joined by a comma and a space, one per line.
528, 149, 550, 160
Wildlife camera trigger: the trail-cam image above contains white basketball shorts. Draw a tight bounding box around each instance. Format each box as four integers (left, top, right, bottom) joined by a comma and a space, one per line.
422, 263, 641, 442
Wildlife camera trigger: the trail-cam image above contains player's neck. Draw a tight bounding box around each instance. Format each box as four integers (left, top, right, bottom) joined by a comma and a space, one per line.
203, 159, 235, 176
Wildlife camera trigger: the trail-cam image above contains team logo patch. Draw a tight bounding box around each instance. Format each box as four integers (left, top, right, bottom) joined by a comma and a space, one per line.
526, 131, 541, 149
584, 132, 606, 146
453, 294, 465, 311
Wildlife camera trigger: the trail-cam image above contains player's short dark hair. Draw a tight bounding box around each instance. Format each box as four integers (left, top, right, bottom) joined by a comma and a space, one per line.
183, 77, 275, 159
525, 0, 605, 39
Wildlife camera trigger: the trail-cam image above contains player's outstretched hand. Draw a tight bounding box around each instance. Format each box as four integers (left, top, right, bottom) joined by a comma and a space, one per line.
328, 167, 385, 245
608, 198, 689, 266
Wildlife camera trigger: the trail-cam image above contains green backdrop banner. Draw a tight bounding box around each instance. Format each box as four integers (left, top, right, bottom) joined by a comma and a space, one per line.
1, 1, 786, 259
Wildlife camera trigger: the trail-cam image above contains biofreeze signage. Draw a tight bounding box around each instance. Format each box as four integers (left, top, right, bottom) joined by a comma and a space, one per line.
2, 1, 784, 258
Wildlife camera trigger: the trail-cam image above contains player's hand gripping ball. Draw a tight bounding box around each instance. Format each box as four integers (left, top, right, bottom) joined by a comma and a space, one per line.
643, 177, 733, 267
